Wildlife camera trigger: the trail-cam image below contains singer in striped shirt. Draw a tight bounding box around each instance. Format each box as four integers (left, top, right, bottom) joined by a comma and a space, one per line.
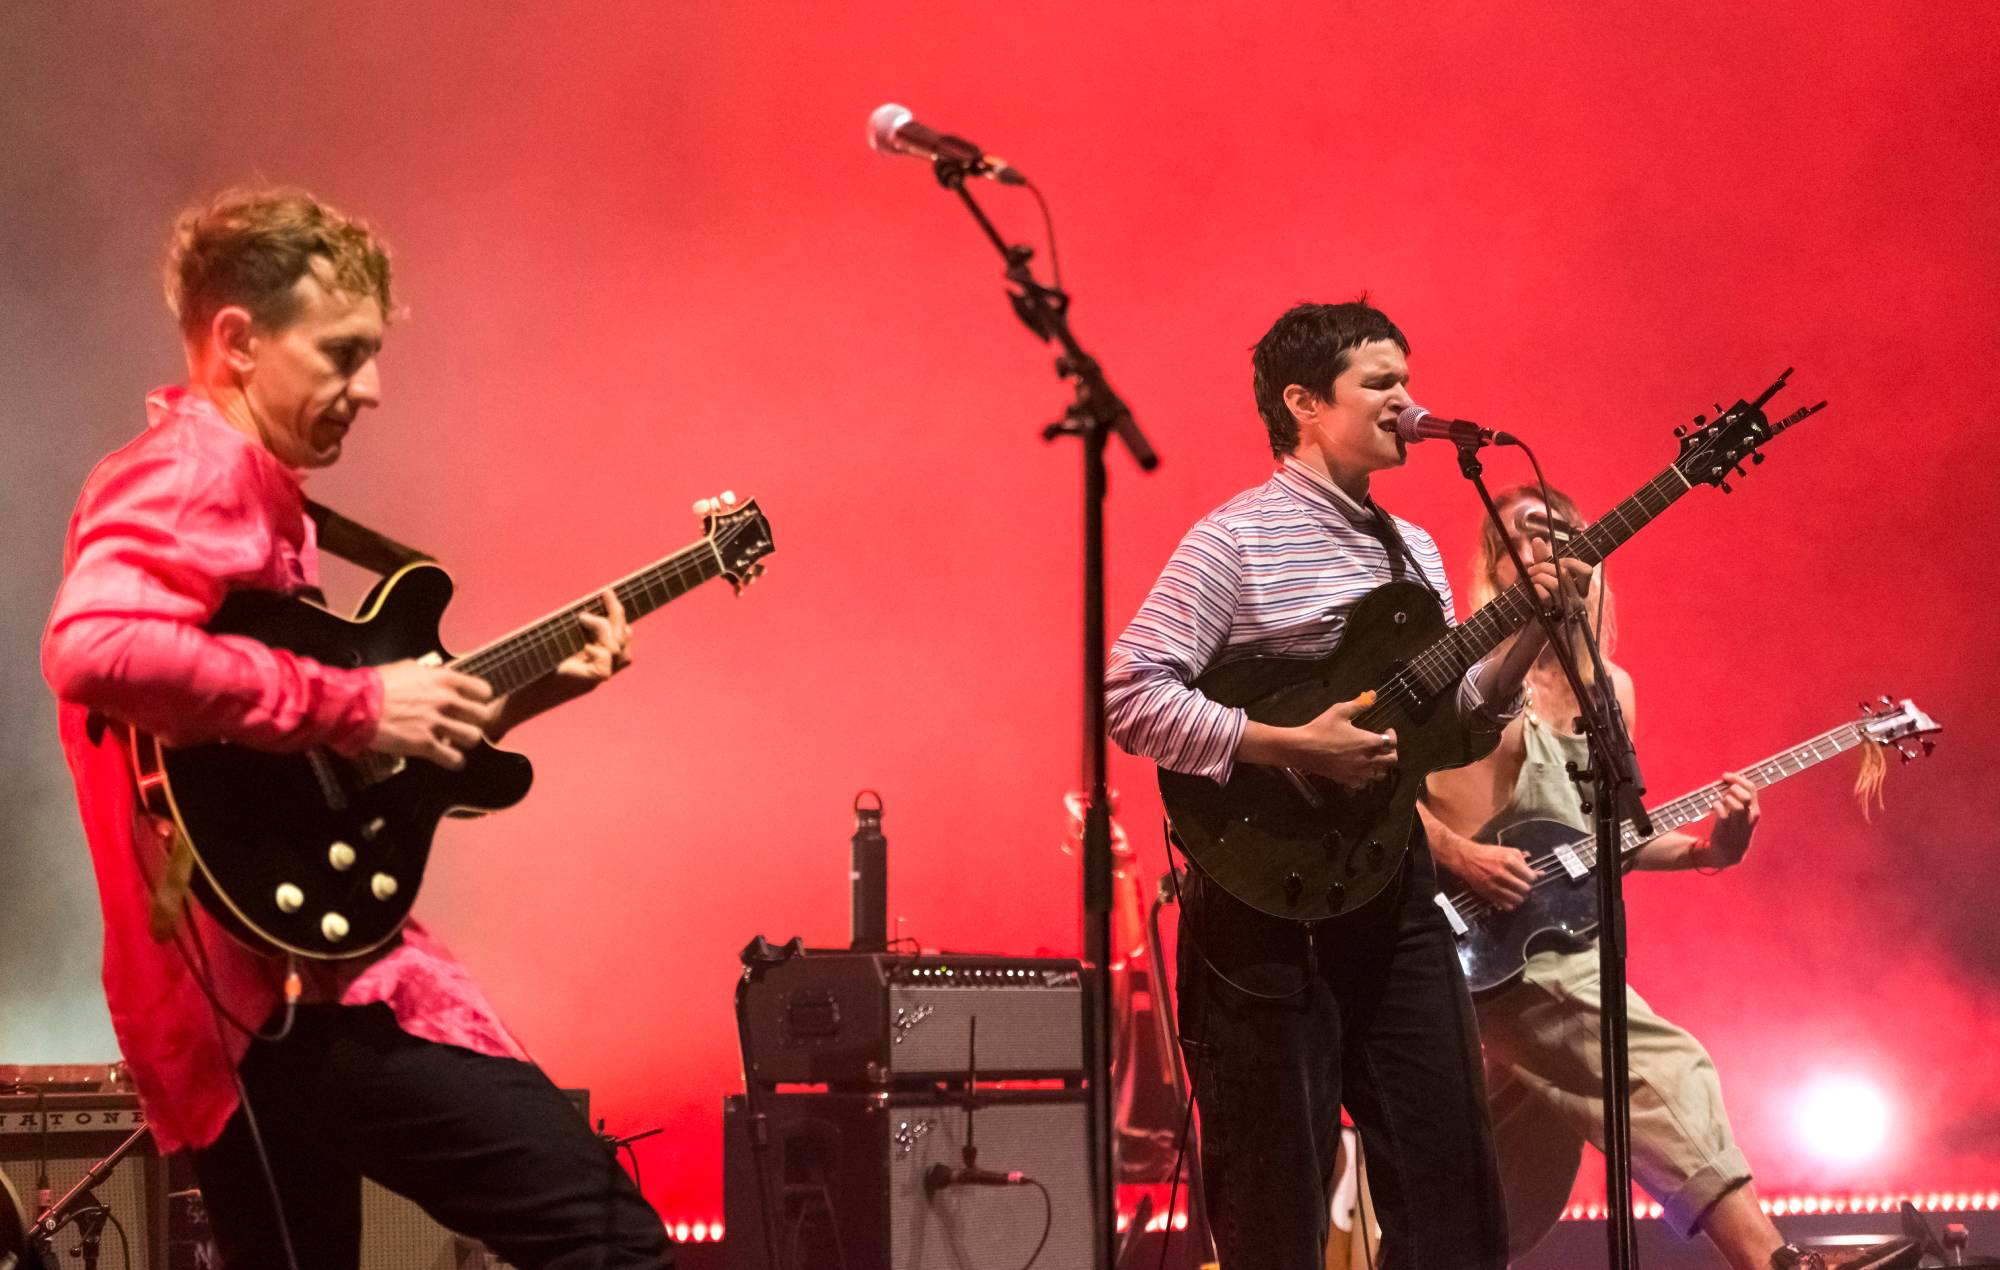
1107, 300, 1588, 1270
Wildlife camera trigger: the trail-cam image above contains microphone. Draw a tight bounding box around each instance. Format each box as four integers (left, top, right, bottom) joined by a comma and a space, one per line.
868, 103, 1026, 185
1395, 404, 1519, 448
923, 1162, 1032, 1192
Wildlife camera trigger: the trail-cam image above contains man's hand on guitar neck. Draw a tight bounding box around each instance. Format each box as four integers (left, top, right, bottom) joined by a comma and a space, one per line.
490, 589, 635, 741
370, 663, 501, 769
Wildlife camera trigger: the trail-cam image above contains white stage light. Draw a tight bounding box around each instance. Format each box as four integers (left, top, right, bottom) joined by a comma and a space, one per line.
1795, 1074, 1892, 1164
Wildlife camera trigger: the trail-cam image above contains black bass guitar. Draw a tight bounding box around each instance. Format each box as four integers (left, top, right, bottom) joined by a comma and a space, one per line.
1158, 372, 1823, 922
127, 492, 774, 961
1443, 696, 1940, 995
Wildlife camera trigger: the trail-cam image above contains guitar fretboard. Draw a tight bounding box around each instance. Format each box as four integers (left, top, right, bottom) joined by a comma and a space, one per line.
1571, 720, 1868, 869
1366, 466, 1692, 722
451, 543, 721, 695
1363, 398, 1818, 728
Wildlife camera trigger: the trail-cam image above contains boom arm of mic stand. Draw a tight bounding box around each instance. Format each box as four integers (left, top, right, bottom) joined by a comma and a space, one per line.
931, 158, 1158, 471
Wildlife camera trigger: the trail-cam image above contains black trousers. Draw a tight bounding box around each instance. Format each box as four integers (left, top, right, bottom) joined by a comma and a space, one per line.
191, 1003, 672, 1270
1177, 839, 1508, 1270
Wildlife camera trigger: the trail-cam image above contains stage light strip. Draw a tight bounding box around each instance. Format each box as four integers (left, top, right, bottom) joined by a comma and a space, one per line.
1561, 1192, 2000, 1222
656, 1192, 2000, 1241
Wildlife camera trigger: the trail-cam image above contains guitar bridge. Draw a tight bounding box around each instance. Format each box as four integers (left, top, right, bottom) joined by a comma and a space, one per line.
1551, 842, 1588, 880
1434, 892, 1469, 935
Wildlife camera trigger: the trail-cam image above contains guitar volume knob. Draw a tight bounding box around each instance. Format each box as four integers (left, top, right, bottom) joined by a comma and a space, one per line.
274, 884, 304, 913
1283, 871, 1304, 904
328, 841, 356, 871
321, 912, 350, 942
370, 873, 399, 901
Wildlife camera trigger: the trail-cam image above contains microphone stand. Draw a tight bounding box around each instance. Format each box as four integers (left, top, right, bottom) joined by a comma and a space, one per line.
23, 1125, 149, 1270
929, 154, 1159, 1270
1452, 441, 1650, 1270
736, 935, 805, 1270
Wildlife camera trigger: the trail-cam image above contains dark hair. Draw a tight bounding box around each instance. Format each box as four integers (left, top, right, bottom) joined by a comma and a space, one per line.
164, 186, 395, 348
1250, 299, 1409, 458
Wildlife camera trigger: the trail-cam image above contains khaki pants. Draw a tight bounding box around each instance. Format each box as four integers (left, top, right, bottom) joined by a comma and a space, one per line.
1477, 947, 1752, 1239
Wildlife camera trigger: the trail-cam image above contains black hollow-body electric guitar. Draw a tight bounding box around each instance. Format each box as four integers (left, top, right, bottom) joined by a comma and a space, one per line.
1442, 697, 1941, 995
127, 494, 774, 961
1158, 373, 1823, 922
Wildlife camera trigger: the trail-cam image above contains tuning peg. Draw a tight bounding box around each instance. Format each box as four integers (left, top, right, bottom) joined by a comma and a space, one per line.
1859, 700, 1873, 715
1922, 740, 1936, 757
1734, 464, 1747, 478
1719, 481, 1733, 494
693, 497, 714, 516
1899, 745, 1917, 763
720, 490, 737, 506
1880, 695, 1896, 708
1751, 452, 1765, 465
1693, 413, 1707, 426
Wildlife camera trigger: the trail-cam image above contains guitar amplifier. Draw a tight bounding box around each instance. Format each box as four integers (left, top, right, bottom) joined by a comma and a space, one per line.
722, 1089, 1091, 1270
740, 952, 1084, 1087
0, 1077, 587, 1270
0, 1086, 167, 1268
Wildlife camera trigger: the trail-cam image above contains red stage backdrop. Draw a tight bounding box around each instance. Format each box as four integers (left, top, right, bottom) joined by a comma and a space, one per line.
4, 0, 1997, 1226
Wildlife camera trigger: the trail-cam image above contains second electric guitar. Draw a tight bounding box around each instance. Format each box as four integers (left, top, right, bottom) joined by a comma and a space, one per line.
127, 494, 775, 961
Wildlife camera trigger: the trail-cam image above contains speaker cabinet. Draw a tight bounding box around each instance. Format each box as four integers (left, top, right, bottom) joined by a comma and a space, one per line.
1, 1092, 166, 1267
724, 1090, 1091, 1270
1, 1085, 589, 1270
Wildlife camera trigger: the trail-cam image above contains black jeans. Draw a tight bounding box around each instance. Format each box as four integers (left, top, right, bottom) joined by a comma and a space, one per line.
191, 1004, 671, 1270
1178, 839, 1507, 1270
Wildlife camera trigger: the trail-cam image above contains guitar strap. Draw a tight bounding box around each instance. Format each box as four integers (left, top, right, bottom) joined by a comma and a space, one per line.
133, 501, 434, 943
303, 498, 436, 575
1357, 497, 1442, 603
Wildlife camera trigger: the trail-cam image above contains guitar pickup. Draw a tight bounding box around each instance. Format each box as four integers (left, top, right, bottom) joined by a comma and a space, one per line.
1552, 842, 1588, 880
1279, 767, 1325, 808
1433, 892, 1468, 936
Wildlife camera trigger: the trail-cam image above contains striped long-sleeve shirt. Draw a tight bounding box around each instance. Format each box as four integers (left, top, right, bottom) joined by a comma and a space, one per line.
1106, 456, 1520, 784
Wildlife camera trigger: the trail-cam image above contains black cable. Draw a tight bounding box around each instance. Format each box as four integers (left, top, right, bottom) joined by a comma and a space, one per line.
1156, 1039, 1201, 1270
1167, 841, 1307, 1003
117, 818, 299, 1270
190, 925, 301, 1270
101, 1205, 134, 1270
1018, 1179, 1054, 1270
619, 1140, 643, 1192
1023, 179, 1061, 291
1355, 1131, 1377, 1270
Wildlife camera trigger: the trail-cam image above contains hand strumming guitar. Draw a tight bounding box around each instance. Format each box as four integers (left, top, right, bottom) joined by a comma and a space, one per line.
1239, 690, 1400, 791
370, 663, 501, 769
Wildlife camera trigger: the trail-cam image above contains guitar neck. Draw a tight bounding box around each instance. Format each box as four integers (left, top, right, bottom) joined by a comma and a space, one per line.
450, 541, 722, 695
1572, 720, 1869, 868
1396, 466, 1695, 701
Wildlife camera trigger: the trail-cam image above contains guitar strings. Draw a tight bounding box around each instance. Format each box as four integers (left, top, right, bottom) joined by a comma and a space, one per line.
1358, 470, 1687, 732
1442, 722, 1867, 923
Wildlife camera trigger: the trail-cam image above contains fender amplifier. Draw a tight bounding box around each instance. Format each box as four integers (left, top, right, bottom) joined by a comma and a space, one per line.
741, 952, 1084, 1087
722, 1089, 1091, 1270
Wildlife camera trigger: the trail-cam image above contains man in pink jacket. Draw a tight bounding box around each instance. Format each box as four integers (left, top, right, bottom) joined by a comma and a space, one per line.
42, 186, 669, 1269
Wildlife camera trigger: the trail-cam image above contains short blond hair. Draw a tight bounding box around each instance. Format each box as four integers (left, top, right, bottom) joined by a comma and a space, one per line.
164, 186, 394, 347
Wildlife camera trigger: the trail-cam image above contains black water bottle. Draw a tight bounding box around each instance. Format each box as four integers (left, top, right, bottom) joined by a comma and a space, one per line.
850, 791, 887, 951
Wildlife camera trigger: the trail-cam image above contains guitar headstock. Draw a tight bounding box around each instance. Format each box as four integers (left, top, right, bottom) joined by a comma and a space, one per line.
693, 491, 775, 592
1671, 368, 1827, 494
1858, 695, 1942, 762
